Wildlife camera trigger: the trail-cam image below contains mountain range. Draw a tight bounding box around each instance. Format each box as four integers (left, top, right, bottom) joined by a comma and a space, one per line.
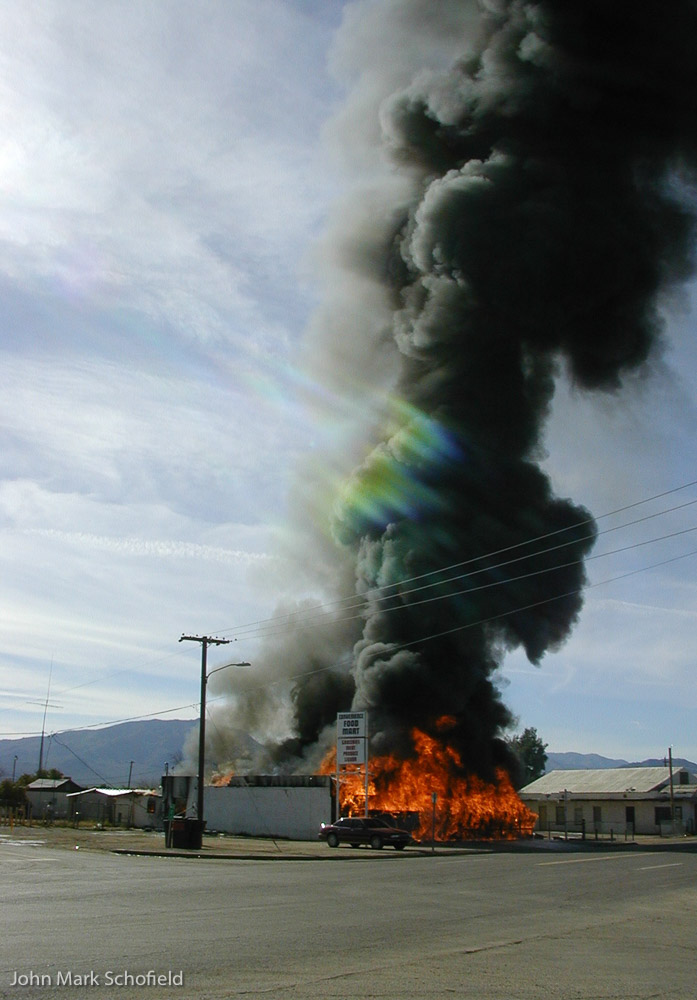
1, 720, 695, 788
0, 719, 198, 788
545, 751, 697, 772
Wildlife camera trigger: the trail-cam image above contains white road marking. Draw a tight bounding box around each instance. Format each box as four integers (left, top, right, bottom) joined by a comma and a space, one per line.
0, 840, 46, 847
538, 853, 658, 866
638, 862, 684, 871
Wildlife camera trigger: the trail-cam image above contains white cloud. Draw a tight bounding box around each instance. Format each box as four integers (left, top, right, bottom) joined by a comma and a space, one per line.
0, 1, 343, 736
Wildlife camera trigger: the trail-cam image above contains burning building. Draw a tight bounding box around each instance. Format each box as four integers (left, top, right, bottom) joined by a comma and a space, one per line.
204, 0, 697, 840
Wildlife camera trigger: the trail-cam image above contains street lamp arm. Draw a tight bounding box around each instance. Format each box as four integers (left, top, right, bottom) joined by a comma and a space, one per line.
206, 661, 251, 680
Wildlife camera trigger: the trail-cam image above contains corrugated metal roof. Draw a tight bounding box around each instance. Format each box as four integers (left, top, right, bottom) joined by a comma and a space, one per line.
520, 767, 681, 795
26, 778, 79, 791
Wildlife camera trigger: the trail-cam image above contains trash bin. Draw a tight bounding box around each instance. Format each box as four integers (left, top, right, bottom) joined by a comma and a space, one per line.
165, 817, 205, 849
183, 819, 205, 849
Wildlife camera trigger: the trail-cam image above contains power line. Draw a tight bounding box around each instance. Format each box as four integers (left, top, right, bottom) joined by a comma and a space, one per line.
211, 480, 697, 641
216, 544, 697, 689
6, 536, 697, 740
50, 734, 113, 786
10, 494, 686, 738
4, 479, 697, 741
0, 704, 199, 741
13, 478, 696, 735
385, 545, 697, 655
207, 505, 697, 646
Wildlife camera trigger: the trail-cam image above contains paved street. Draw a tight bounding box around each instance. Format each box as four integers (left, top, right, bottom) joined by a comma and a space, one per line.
2, 834, 696, 999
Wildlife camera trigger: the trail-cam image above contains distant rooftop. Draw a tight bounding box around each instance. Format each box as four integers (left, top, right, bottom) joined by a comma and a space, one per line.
26, 777, 82, 792
520, 766, 691, 796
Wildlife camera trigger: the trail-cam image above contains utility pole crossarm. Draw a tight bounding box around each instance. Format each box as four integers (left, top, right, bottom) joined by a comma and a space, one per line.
179, 635, 231, 646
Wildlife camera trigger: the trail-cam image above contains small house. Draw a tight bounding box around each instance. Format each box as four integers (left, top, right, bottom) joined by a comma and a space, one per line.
25, 777, 84, 821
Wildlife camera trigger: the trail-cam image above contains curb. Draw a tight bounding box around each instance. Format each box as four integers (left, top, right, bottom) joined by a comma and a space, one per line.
110, 845, 480, 860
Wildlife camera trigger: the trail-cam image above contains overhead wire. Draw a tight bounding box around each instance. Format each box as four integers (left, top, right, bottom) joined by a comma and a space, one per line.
30, 479, 697, 717
49, 734, 113, 786
315, 520, 697, 620
210, 491, 697, 644
209, 480, 697, 639
8, 528, 696, 741
388, 544, 697, 655
201, 543, 697, 691
4, 478, 697, 741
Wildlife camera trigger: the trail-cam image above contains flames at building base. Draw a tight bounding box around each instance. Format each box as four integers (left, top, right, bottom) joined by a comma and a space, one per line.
320, 726, 535, 842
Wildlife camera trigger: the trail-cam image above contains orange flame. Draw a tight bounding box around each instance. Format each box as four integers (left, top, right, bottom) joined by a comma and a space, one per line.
211, 768, 235, 787
319, 724, 535, 841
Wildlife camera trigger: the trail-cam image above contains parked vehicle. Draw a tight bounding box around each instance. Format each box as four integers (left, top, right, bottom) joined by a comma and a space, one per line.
318, 816, 411, 850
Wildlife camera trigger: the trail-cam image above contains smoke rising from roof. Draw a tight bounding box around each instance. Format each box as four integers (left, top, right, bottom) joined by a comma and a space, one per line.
209, 0, 697, 778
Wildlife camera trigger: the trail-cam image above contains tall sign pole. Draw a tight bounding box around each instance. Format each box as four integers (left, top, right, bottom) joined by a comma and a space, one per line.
364, 714, 370, 818
335, 746, 340, 824
336, 711, 368, 820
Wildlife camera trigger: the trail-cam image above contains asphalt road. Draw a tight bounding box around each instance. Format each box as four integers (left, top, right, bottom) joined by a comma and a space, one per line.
2, 839, 696, 999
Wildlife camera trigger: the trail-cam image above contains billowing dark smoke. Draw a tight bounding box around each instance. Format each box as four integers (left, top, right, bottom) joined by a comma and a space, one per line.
212, 0, 697, 780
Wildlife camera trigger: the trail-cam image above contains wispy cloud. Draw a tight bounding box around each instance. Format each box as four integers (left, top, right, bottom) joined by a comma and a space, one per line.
24, 529, 272, 565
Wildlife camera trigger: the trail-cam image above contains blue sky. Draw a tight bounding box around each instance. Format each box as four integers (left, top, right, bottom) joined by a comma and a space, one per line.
1, 0, 696, 768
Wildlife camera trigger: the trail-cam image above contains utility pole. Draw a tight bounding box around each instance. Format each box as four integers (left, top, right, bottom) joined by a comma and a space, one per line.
180, 635, 230, 834
179, 635, 249, 847
127, 760, 134, 788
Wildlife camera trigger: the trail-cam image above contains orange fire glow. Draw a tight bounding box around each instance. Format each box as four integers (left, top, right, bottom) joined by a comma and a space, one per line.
319, 724, 535, 841
211, 769, 235, 787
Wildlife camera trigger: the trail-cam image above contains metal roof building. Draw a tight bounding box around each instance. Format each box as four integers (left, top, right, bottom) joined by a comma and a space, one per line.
24, 777, 84, 821
519, 767, 697, 838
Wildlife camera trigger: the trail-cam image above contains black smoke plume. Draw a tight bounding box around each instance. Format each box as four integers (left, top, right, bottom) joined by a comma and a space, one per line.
212, 0, 697, 780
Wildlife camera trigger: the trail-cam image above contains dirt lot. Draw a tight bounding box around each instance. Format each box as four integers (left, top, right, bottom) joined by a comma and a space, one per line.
0, 821, 327, 858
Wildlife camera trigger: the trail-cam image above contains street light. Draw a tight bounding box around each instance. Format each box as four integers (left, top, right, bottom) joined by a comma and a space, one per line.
179, 634, 250, 846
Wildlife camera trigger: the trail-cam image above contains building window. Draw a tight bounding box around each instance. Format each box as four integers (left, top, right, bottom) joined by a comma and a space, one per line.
555, 805, 565, 825
593, 806, 602, 826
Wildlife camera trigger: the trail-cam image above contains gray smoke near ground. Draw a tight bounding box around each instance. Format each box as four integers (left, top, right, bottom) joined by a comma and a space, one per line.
207, 0, 697, 780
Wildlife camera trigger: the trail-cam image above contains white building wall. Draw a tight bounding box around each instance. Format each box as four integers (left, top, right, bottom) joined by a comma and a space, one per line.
203, 785, 332, 841
128, 795, 160, 829
532, 797, 685, 836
